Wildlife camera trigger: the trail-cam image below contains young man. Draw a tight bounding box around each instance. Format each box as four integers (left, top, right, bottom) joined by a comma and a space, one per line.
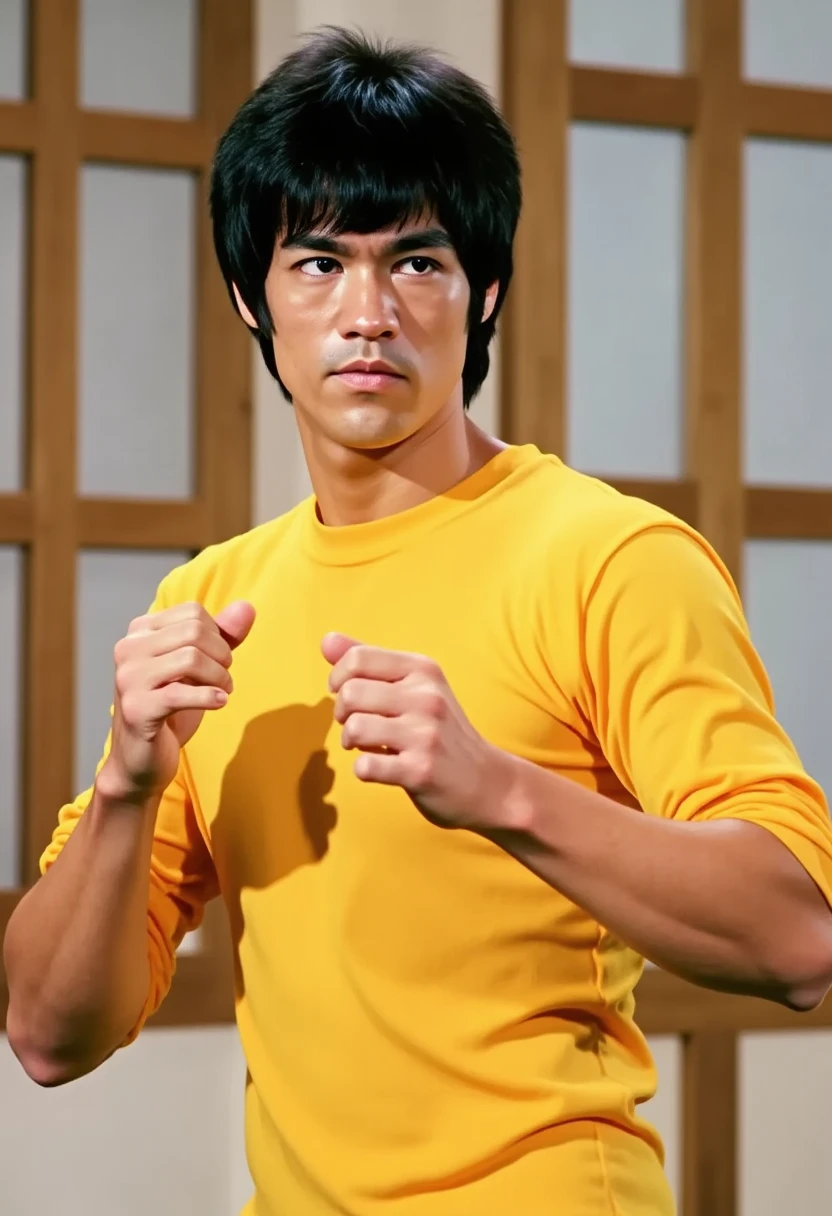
5, 27, 832, 1216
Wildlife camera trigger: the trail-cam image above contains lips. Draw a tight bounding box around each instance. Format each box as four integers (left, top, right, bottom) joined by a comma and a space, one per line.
332, 362, 406, 390
335, 361, 404, 377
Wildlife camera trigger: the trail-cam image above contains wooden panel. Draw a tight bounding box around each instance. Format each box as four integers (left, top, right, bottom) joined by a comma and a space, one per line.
77, 498, 208, 549
196, 0, 253, 543
745, 82, 832, 143
685, 0, 743, 580
683, 1032, 737, 1216
500, 0, 567, 454
0, 493, 34, 543
746, 487, 832, 540
636, 967, 832, 1034
603, 478, 698, 527
0, 100, 37, 152
80, 111, 212, 169
570, 67, 698, 129
146, 954, 235, 1028
0, 891, 235, 1032
23, 0, 80, 880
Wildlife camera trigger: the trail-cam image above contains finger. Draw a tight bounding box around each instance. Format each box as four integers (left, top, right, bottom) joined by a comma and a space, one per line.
156, 647, 235, 694
321, 632, 361, 666
353, 751, 407, 785
121, 682, 228, 728
119, 647, 234, 697
127, 601, 215, 636
327, 642, 431, 694
333, 677, 403, 724
121, 618, 234, 669
214, 601, 256, 649
340, 712, 406, 753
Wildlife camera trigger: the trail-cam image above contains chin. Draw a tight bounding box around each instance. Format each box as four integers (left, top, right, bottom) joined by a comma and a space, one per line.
329, 400, 421, 450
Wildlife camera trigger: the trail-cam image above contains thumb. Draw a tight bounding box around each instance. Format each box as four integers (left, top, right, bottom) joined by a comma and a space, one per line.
214, 600, 257, 650
321, 632, 361, 666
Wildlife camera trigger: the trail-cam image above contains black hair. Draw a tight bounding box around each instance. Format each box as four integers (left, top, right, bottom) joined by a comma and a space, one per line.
209, 26, 521, 407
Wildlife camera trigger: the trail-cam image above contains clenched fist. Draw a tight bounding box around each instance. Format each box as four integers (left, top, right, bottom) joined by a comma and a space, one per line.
323, 632, 513, 833
98, 600, 256, 803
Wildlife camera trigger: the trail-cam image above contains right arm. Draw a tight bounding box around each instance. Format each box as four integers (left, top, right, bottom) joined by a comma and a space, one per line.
2, 598, 255, 1086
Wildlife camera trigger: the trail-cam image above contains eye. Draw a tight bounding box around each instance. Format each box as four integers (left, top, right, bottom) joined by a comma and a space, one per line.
397, 256, 440, 276
297, 257, 341, 277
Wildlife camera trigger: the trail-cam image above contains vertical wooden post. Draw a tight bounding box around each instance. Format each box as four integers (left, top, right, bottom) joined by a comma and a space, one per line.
682, 1031, 738, 1216
500, 0, 568, 456
682, 2, 743, 1212
23, 0, 81, 880
685, 0, 744, 579
197, 0, 254, 544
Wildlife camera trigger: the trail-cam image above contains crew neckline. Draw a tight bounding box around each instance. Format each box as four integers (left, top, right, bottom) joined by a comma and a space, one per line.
298, 442, 544, 566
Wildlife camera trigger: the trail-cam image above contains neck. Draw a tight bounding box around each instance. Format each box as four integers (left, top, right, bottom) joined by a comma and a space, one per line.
295, 395, 507, 527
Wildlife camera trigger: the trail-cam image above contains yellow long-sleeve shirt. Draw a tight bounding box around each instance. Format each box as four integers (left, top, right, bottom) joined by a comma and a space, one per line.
42, 444, 832, 1215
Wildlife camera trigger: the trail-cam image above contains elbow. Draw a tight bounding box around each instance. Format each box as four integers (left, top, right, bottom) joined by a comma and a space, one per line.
769, 927, 832, 1014
5, 1003, 109, 1088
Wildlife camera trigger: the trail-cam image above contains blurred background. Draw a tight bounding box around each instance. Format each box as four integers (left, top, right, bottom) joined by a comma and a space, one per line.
1, 1, 831, 1214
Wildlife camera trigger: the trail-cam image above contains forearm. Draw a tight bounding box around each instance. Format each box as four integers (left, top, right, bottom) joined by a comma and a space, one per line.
485, 753, 832, 1010
3, 780, 159, 1084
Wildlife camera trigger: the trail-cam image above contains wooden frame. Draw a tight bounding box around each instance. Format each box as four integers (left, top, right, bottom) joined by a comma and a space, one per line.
502, 2, 832, 1213
0, 0, 252, 1027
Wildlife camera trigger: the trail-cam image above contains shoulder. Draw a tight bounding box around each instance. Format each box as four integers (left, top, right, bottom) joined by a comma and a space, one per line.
153, 501, 309, 613
518, 454, 736, 605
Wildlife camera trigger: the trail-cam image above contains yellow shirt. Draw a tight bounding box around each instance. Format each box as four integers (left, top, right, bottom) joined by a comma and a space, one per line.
42, 444, 832, 1215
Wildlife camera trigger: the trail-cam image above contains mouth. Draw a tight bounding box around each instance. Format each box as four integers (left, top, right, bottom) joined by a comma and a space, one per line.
331, 362, 407, 392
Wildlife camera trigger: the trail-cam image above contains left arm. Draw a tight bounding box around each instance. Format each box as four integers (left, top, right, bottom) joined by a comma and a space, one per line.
483, 759, 832, 1011
323, 527, 832, 1010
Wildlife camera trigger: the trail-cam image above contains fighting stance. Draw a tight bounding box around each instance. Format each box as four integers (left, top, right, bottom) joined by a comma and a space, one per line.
6, 28, 832, 1216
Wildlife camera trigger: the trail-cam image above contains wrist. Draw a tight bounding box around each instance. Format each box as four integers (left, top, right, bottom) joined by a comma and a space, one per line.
94, 758, 162, 811
473, 746, 539, 839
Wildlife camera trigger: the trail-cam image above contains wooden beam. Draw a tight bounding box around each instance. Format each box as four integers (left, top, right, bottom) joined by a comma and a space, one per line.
745, 82, 832, 143
571, 67, 698, 130
500, 0, 567, 454
77, 499, 208, 549
80, 112, 212, 169
196, 0, 254, 542
682, 1032, 737, 1216
0, 494, 35, 543
0, 101, 38, 152
745, 486, 832, 540
23, 0, 80, 881
635, 967, 832, 1034
684, 0, 743, 580
603, 479, 699, 528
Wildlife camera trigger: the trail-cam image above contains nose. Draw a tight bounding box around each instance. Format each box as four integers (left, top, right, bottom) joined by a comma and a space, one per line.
337, 267, 399, 341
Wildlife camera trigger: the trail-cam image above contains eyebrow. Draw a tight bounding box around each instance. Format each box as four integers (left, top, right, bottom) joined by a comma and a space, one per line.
281, 228, 455, 257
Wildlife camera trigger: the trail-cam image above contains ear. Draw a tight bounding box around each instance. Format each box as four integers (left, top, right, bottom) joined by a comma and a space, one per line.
232, 283, 258, 329
482, 280, 500, 324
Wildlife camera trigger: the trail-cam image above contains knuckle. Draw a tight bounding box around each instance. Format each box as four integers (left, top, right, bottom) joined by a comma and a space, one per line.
348, 646, 370, 675
113, 636, 131, 666
183, 618, 204, 646
114, 660, 134, 697
119, 690, 141, 725
422, 722, 442, 754
422, 688, 446, 718
180, 645, 202, 671
411, 755, 434, 788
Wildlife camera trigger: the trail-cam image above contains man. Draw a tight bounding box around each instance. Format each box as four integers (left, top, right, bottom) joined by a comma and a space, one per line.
5, 27, 832, 1216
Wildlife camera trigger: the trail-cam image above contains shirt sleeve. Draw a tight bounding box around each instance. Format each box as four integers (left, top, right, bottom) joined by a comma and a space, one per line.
38, 576, 219, 1044
580, 522, 832, 909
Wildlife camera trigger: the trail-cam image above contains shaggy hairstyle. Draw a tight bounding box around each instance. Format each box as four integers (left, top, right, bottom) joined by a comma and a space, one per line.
210, 26, 522, 407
